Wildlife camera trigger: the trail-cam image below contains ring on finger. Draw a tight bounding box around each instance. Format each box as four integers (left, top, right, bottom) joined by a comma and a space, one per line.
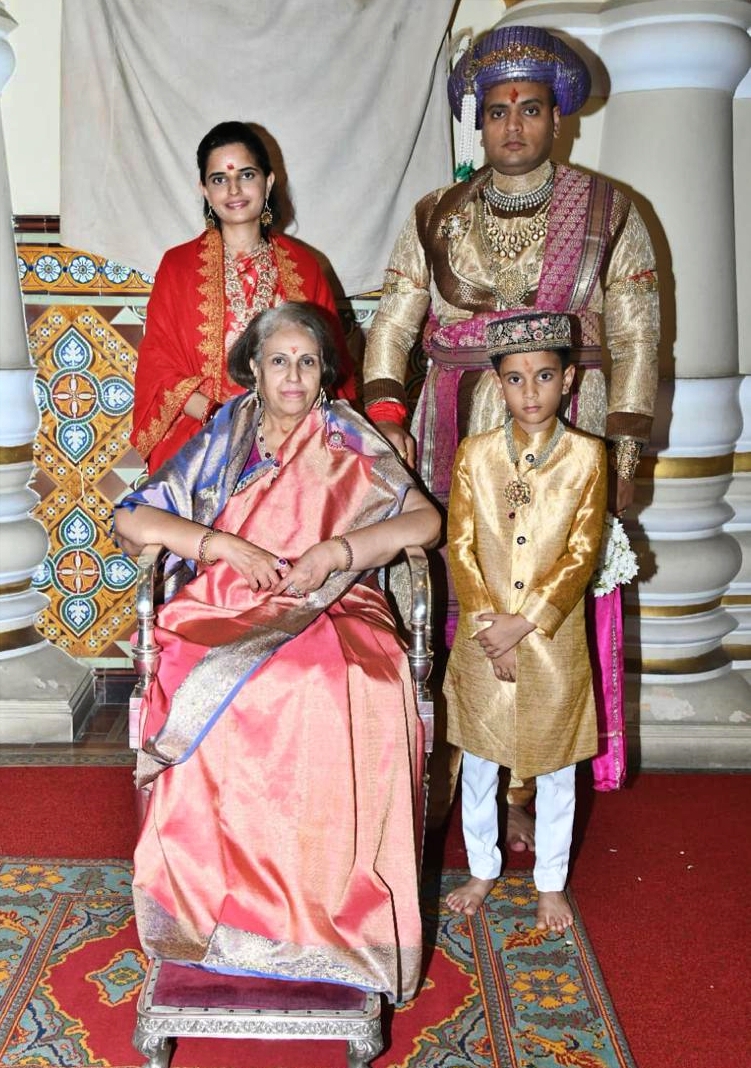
287, 583, 304, 598
276, 557, 289, 569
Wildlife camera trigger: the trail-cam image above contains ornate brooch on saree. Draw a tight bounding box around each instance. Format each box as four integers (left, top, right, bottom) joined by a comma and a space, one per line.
439, 211, 470, 241
503, 417, 564, 508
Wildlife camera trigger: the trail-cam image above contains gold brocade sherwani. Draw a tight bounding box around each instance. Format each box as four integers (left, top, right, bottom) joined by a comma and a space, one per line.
445, 421, 608, 779
363, 162, 659, 449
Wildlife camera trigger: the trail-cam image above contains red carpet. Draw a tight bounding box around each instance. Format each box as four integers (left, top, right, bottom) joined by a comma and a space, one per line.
1, 766, 749, 1067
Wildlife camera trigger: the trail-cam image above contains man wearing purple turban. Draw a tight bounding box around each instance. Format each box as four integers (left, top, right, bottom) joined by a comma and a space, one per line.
362, 25, 659, 852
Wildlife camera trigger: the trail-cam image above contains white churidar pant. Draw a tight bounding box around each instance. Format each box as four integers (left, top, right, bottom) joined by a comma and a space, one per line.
460, 752, 576, 892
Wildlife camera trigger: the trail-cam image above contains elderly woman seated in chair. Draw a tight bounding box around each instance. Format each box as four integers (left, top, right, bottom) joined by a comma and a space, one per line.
114, 302, 441, 1004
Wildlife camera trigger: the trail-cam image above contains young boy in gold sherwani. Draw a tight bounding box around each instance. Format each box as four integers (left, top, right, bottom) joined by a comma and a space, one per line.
444, 311, 608, 932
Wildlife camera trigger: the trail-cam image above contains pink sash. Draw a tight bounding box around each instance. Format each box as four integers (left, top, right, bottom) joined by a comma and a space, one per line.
587, 588, 627, 791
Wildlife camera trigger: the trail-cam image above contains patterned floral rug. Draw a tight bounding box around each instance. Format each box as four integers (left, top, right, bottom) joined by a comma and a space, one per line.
0, 859, 635, 1068
411, 869, 636, 1068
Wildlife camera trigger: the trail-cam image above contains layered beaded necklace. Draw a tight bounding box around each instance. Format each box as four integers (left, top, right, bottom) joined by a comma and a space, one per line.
479, 161, 554, 310
484, 161, 555, 213
503, 417, 565, 508
479, 200, 548, 309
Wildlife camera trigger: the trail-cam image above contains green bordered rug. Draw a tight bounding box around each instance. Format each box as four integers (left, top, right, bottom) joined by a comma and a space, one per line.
0, 859, 635, 1068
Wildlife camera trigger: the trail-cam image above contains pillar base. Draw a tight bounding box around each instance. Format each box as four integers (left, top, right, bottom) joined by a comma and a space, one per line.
632, 722, 751, 769
627, 670, 751, 769
0, 642, 95, 742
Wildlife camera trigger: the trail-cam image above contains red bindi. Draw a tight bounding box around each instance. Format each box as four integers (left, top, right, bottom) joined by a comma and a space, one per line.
509, 87, 519, 103
290, 346, 298, 354
226, 163, 235, 170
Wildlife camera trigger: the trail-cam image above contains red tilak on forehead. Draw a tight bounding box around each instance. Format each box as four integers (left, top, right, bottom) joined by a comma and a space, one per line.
509, 87, 519, 103
226, 163, 235, 170
290, 346, 299, 354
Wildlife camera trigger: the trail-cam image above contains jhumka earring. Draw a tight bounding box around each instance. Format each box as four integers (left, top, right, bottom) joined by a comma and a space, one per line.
205, 205, 216, 230
315, 387, 326, 408
260, 199, 273, 227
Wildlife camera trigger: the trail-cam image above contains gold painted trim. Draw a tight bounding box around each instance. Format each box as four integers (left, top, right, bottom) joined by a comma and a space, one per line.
625, 598, 722, 617
0, 444, 34, 464
722, 594, 751, 606
626, 648, 728, 675
637, 454, 733, 480
0, 578, 32, 595
0, 626, 46, 652
724, 644, 751, 661
733, 453, 751, 473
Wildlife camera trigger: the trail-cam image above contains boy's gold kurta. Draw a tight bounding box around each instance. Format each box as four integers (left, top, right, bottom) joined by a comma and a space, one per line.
445, 422, 608, 779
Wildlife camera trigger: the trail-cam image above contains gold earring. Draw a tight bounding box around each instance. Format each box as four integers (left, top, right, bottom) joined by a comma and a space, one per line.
260, 199, 273, 227
205, 205, 216, 230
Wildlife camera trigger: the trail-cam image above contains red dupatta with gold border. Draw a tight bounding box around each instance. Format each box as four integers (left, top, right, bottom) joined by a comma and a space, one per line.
131, 229, 354, 473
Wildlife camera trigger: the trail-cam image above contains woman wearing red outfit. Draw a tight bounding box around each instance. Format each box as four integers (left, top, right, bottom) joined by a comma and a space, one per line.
131, 121, 356, 474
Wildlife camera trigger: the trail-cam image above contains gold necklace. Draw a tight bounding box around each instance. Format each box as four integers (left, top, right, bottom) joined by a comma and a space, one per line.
223, 241, 278, 330
503, 418, 564, 508
479, 198, 549, 310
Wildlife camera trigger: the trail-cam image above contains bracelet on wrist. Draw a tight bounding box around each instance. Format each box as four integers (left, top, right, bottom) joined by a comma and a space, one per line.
610, 438, 643, 482
331, 534, 354, 572
197, 529, 218, 566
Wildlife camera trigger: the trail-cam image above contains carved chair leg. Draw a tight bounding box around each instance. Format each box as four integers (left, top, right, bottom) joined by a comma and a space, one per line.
346, 1032, 384, 1068
132, 1024, 172, 1068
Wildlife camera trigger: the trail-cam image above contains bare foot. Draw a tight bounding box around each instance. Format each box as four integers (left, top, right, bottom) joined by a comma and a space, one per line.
445, 877, 495, 916
505, 804, 536, 853
536, 890, 573, 933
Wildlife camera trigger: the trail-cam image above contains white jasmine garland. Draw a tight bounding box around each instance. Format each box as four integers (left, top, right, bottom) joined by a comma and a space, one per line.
591, 513, 639, 597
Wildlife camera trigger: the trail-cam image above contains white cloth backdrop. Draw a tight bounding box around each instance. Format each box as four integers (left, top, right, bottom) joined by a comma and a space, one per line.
60, 0, 455, 295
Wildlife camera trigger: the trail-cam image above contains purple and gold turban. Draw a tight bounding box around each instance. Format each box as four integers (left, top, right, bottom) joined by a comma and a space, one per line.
448, 25, 591, 126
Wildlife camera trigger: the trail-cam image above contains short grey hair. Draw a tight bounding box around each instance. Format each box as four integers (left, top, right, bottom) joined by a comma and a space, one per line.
228, 302, 340, 390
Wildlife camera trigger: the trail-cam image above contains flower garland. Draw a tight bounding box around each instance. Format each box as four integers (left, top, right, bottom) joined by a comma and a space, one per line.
591, 513, 639, 597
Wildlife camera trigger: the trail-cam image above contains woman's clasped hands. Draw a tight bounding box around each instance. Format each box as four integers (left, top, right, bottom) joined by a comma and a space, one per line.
214, 532, 346, 598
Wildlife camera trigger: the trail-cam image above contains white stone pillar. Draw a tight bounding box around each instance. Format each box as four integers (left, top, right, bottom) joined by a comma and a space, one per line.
0, 3, 94, 740
498, 0, 751, 767
723, 56, 751, 708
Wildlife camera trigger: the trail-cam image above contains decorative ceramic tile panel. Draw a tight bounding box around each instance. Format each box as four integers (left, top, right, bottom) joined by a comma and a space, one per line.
27, 300, 144, 663
18, 244, 154, 295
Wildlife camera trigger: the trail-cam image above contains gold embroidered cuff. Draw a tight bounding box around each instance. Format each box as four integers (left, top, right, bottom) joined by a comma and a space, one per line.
363, 377, 409, 409
610, 438, 643, 482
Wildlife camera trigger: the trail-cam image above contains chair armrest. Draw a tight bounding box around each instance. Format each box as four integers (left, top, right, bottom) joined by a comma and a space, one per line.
133, 543, 164, 692
129, 545, 164, 750
402, 546, 434, 755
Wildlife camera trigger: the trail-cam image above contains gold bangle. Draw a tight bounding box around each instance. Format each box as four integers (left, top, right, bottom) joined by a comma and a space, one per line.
332, 534, 354, 572
610, 438, 643, 482
197, 530, 218, 565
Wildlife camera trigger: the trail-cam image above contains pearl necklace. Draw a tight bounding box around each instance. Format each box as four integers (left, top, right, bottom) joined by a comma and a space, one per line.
503, 418, 564, 508
484, 162, 555, 213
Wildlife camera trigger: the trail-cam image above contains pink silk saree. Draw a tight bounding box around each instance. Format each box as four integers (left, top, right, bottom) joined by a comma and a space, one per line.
128, 404, 424, 1003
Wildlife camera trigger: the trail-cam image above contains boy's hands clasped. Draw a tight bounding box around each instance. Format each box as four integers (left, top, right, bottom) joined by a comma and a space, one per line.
475, 611, 535, 682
